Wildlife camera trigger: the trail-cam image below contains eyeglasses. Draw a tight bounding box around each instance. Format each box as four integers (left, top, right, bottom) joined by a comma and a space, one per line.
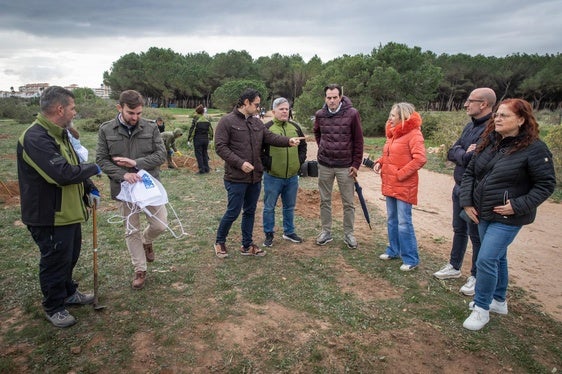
465, 99, 485, 104
492, 112, 514, 119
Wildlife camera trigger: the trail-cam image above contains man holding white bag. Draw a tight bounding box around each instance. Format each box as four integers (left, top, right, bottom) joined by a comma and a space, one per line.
96, 90, 167, 289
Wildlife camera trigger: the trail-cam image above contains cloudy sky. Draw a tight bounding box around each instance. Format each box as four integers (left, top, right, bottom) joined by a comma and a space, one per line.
1, 0, 560, 91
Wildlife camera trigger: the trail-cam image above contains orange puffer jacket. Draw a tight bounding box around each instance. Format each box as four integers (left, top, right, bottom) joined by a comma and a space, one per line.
376, 112, 426, 205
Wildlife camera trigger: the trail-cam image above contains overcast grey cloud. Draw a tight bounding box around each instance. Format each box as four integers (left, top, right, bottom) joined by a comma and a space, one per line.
0, 0, 560, 91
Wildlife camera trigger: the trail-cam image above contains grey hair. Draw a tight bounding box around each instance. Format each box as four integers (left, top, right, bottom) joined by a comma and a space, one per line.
272, 97, 289, 110
40, 86, 75, 114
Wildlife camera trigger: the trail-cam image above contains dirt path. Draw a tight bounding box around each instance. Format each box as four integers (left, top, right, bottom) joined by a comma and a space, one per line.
305, 141, 562, 322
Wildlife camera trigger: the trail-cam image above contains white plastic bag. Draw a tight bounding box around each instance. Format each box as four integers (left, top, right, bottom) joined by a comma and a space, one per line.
117, 170, 168, 209
114, 169, 185, 238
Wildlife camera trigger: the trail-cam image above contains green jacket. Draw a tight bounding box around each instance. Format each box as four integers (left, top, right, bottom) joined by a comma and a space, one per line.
263, 119, 307, 178
17, 114, 99, 226
96, 117, 166, 199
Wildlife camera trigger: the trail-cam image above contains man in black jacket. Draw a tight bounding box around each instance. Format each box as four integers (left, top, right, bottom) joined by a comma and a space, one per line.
433, 87, 496, 296
17, 86, 101, 328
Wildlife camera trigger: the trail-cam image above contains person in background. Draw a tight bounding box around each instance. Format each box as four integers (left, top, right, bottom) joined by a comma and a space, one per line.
96, 90, 167, 290
261, 97, 307, 247
460, 98, 555, 331
373, 102, 426, 271
433, 88, 496, 296
17, 86, 101, 328
313, 84, 364, 249
213, 88, 302, 258
161, 128, 184, 169
188, 104, 213, 174
155, 117, 165, 133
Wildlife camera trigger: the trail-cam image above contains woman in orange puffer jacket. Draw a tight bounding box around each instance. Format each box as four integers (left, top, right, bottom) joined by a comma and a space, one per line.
373, 102, 426, 271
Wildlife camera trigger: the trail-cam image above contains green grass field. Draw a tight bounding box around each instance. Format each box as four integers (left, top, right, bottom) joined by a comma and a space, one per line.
0, 118, 560, 373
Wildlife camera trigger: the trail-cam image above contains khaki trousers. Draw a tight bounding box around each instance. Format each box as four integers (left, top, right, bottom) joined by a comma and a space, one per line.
317, 164, 355, 235
120, 203, 167, 272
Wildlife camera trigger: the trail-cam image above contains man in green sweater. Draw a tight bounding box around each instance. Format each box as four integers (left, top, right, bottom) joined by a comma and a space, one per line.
262, 97, 307, 247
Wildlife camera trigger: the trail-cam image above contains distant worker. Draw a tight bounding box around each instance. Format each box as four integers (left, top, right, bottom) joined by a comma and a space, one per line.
155, 117, 165, 133
161, 128, 184, 169
188, 104, 213, 174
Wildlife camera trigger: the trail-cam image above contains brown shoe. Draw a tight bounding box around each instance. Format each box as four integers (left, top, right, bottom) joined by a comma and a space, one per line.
214, 243, 228, 258
132, 271, 146, 289
143, 243, 154, 262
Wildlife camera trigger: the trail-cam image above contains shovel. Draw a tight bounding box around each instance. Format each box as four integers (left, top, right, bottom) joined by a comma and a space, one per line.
92, 201, 106, 310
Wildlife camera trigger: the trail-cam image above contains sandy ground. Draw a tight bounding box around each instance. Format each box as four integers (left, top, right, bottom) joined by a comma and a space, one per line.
305, 141, 562, 322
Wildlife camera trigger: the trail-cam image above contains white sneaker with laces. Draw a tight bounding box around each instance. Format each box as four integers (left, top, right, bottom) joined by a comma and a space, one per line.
400, 264, 417, 271
463, 305, 490, 331
460, 275, 476, 296
469, 299, 508, 315
433, 263, 461, 279
379, 253, 393, 260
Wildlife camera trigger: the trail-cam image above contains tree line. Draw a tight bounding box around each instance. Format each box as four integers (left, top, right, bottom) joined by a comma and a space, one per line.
103, 42, 562, 135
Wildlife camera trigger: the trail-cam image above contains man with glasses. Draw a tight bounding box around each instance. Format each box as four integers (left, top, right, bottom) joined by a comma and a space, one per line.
213, 88, 302, 258
433, 87, 496, 296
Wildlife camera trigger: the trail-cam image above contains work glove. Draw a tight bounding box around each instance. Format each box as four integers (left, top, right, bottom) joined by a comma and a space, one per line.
175, 150, 183, 157
88, 189, 101, 209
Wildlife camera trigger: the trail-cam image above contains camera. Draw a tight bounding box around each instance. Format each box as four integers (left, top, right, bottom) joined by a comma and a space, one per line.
362, 157, 375, 169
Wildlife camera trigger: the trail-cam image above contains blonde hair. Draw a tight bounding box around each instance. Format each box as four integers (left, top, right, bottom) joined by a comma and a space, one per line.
391, 102, 416, 126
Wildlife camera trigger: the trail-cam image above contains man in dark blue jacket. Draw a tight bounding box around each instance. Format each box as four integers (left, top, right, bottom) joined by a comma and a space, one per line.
433, 88, 496, 296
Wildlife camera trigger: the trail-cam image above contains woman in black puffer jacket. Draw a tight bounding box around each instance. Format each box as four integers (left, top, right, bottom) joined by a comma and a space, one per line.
459, 98, 556, 331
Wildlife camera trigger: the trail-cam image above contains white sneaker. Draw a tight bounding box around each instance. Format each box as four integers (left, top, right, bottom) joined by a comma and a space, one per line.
379, 253, 397, 260
469, 299, 508, 315
400, 264, 417, 271
460, 276, 476, 296
433, 263, 461, 279
463, 305, 490, 331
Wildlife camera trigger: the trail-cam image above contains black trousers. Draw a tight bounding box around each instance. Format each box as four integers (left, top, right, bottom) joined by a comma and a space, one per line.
194, 138, 210, 173
28, 224, 82, 315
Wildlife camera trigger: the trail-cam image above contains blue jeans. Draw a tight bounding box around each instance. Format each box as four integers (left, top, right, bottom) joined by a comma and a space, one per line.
384, 197, 419, 266
450, 184, 481, 276
215, 180, 261, 248
473, 220, 521, 310
263, 173, 299, 235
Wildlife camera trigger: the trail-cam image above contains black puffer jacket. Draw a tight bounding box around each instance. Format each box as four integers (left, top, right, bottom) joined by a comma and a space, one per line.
459, 133, 555, 226
447, 114, 490, 185
313, 96, 364, 169
215, 109, 290, 184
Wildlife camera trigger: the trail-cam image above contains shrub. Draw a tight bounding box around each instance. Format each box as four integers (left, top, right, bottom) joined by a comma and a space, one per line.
0, 97, 39, 124
543, 125, 562, 186
421, 111, 467, 160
